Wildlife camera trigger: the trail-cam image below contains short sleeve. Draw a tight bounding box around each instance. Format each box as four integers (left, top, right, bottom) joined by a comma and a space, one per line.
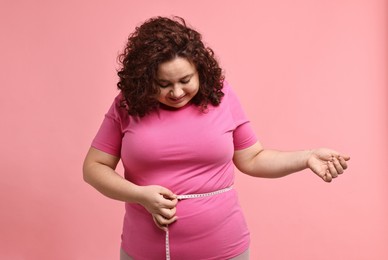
224, 82, 258, 150
91, 94, 124, 157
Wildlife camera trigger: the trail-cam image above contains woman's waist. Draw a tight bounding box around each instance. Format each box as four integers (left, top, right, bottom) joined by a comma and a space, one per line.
125, 187, 238, 218
124, 189, 246, 241
127, 175, 234, 196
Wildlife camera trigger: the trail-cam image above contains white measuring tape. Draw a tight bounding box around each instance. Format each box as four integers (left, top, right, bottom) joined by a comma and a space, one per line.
164, 186, 233, 260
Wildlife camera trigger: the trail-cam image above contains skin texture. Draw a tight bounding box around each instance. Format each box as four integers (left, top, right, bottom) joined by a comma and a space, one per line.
83, 57, 350, 231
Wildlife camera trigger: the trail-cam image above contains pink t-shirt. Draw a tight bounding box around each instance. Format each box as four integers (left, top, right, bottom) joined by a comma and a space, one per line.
92, 81, 257, 259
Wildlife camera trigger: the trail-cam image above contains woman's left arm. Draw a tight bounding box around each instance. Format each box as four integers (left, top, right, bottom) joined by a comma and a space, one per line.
233, 142, 350, 182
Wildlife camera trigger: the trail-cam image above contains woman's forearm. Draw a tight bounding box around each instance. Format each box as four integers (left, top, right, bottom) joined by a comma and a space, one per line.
245, 149, 312, 178
234, 143, 349, 182
83, 162, 142, 203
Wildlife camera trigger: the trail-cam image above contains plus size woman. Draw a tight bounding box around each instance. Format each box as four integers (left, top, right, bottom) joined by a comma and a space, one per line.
83, 16, 350, 260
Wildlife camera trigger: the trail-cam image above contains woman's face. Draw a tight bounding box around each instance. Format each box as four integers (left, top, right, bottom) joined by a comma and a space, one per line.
156, 57, 200, 109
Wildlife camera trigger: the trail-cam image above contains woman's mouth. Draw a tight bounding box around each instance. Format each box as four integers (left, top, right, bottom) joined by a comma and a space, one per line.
169, 95, 186, 103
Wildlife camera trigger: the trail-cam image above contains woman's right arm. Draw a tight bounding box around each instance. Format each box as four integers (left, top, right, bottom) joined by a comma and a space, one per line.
83, 147, 178, 229
83, 147, 141, 202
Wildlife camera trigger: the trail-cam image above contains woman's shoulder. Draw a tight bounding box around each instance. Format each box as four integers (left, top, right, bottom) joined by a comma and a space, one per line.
222, 80, 231, 93
105, 92, 129, 121
221, 80, 238, 102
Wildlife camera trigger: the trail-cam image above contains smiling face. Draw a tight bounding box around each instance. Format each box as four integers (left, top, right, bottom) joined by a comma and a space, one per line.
156, 57, 200, 109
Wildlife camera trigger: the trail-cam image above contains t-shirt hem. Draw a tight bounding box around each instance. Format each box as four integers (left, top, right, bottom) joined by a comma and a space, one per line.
234, 135, 258, 150
120, 242, 250, 260
90, 142, 120, 157
222, 242, 250, 260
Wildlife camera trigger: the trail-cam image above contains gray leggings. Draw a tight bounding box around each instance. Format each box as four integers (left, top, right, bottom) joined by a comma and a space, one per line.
120, 248, 250, 260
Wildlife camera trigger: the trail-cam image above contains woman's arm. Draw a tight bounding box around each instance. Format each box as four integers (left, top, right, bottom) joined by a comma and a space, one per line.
83, 147, 139, 202
233, 142, 350, 182
83, 147, 178, 230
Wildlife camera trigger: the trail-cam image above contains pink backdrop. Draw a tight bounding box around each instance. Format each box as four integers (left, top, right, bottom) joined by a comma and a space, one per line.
1, 1, 387, 259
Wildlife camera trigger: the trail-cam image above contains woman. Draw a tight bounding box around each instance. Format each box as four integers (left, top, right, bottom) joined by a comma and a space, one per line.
83, 16, 350, 260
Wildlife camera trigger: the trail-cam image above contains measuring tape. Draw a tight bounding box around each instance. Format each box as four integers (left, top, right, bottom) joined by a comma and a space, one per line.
164, 186, 233, 260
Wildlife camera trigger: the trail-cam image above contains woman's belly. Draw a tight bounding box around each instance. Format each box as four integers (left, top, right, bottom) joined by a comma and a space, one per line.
121, 189, 250, 260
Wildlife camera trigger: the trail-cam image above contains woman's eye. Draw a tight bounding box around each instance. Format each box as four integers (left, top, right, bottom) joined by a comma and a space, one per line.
159, 83, 170, 88
181, 79, 190, 84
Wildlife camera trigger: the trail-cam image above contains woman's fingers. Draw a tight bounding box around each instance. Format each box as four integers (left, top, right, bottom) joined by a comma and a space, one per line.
159, 206, 177, 219
157, 187, 178, 208
332, 157, 344, 175
322, 154, 351, 183
162, 196, 178, 209
323, 172, 332, 183
327, 161, 338, 178
310, 149, 350, 183
152, 213, 178, 231
152, 215, 167, 231
339, 154, 351, 161
138, 185, 178, 214
338, 156, 349, 169
327, 155, 349, 180
152, 199, 178, 230
159, 187, 177, 201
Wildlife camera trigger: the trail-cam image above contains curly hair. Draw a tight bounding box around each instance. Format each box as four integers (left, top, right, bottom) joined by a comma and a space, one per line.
116, 16, 225, 117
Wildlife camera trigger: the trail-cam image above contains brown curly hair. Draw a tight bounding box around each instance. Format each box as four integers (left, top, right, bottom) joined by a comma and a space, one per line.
117, 16, 225, 117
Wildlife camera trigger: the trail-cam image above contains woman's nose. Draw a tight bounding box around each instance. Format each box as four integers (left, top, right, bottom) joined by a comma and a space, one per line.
170, 86, 184, 97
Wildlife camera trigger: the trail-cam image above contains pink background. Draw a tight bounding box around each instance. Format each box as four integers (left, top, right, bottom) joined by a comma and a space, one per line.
1, 1, 387, 259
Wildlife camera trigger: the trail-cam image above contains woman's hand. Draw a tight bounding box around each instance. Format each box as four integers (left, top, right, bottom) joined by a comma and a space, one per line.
307, 148, 350, 182
136, 185, 178, 231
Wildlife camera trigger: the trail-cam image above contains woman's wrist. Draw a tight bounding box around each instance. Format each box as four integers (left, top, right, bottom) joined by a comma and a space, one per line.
125, 183, 143, 204
304, 149, 314, 169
